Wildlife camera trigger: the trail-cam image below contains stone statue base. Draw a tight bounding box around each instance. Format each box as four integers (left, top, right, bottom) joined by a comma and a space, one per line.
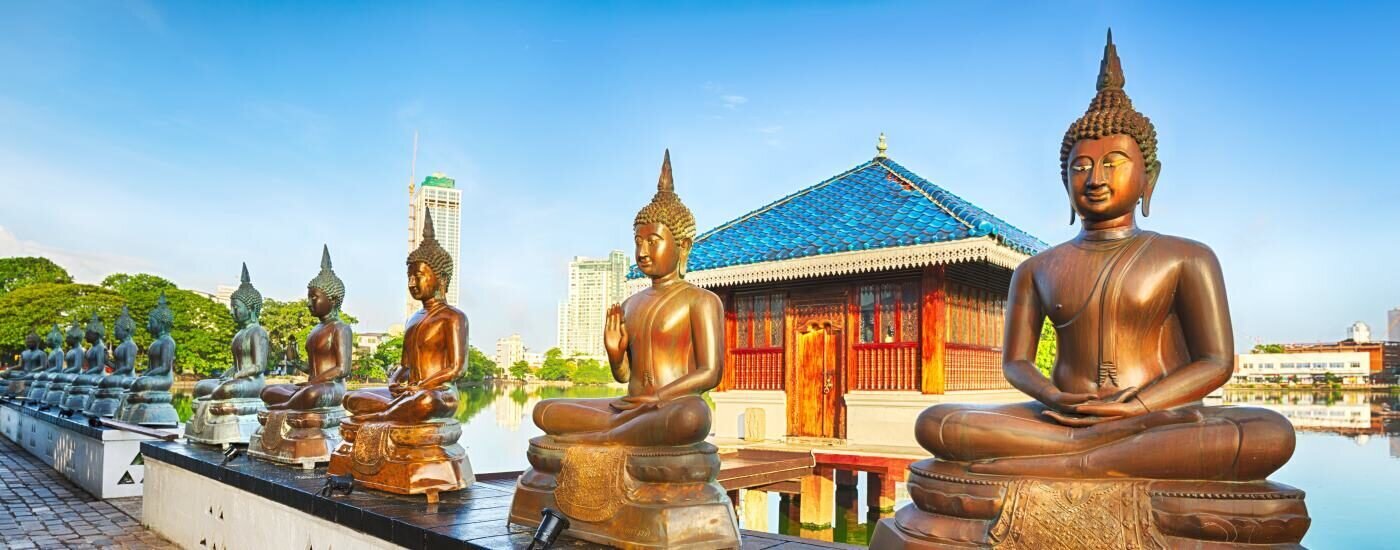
25, 380, 50, 405
84, 386, 125, 418
186, 398, 265, 447
61, 380, 99, 414
327, 418, 471, 501
509, 436, 739, 550
118, 391, 180, 427
43, 380, 72, 408
248, 407, 345, 468
869, 459, 1310, 550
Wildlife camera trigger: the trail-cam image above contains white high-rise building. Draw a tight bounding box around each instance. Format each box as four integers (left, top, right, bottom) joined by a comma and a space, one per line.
213, 285, 238, 310
556, 251, 627, 359
495, 333, 525, 369
406, 172, 462, 320
1348, 321, 1372, 343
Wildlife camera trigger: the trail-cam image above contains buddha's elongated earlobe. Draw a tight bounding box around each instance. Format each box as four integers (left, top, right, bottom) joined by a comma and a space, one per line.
1141, 161, 1161, 217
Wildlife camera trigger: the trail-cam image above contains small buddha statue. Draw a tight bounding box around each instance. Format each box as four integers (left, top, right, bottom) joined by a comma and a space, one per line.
62, 313, 108, 414
26, 325, 64, 406
329, 211, 471, 500
510, 151, 738, 548
43, 321, 86, 409
248, 246, 349, 467
118, 292, 179, 427
3, 329, 42, 398
872, 31, 1309, 549
87, 306, 139, 417
186, 263, 269, 446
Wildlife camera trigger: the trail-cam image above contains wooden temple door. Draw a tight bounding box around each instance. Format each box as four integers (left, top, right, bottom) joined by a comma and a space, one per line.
787, 292, 846, 439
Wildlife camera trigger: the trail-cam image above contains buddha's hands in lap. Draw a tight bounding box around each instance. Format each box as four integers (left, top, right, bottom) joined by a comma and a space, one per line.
1043, 386, 1144, 427
610, 394, 658, 412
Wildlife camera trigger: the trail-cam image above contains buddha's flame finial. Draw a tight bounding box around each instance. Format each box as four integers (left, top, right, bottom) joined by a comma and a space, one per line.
309, 245, 346, 309
658, 149, 673, 194
409, 208, 455, 290
876, 133, 889, 159
240, 262, 250, 284
320, 244, 333, 271
634, 149, 696, 242
422, 209, 437, 242
1097, 28, 1125, 92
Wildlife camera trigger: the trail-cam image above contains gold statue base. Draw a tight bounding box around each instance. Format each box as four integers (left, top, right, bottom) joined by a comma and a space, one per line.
869, 459, 1311, 550
509, 436, 739, 550
186, 398, 265, 447
247, 407, 345, 468
327, 417, 471, 501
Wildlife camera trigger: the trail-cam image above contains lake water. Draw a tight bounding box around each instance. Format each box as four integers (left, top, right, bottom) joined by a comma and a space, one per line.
172, 385, 1399, 548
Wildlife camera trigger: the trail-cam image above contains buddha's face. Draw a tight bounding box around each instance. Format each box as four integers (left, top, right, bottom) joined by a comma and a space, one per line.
232, 301, 251, 326
69, 331, 83, 346
147, 318, 160, 337
25, 334, 38, 350
634, 222, 689, 279
85, 328, 99, 344
407, 261, 441, 301
1066, 134, 1154, 222
307, 287, 334, 318
115, 323, 130, 341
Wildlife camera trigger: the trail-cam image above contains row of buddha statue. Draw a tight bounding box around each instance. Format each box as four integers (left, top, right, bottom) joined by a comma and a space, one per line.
3, 296, 179, 426
2, 30, 1307, 549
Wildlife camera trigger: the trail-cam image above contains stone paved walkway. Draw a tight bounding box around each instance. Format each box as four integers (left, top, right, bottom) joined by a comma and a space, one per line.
0, 436, 177, 549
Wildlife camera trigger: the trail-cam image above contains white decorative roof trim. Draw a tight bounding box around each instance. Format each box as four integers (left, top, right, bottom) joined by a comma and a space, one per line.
626, 236, 1030, 293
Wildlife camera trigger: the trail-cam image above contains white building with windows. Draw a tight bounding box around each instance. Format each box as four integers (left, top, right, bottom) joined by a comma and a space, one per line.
495, 333, 525, 369
1347, 321, 1372, 343
1233, 351, 1370, 385
556, 251, 627, 360
405, 172, 462, 320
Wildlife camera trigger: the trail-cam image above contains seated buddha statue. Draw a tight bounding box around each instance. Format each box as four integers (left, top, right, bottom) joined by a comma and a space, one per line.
26, 325, 64, 406
186, 264, 269, 446
42, 321, 86, 409
118, 293, 180, 427
510, 151, 738, 549
872, 31, 1309, 549
3, 329, 43, 398
87, 307, 139, 417
248, 246, 349, 467
330, 211, 471, 500
62, 313, 108, 414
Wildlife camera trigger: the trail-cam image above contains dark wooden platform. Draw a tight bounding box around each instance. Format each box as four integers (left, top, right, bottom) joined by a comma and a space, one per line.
141, 441, 853, 550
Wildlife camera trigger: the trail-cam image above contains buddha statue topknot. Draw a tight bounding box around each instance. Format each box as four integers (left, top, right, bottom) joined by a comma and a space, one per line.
43, 321, 86, 409
86, 307, 138, 417
329, 211, 471, 501
510, 150, 739, 549
3, 329, 43, 398
117, 292, 179, 427
26, 325, 64, 406
871, 31, 1310, 549
248, 245, 349, 468
187, 263, 269, 446
62, 313, 108, 414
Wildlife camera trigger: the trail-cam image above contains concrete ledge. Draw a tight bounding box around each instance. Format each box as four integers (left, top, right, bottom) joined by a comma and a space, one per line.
710, 390, 787, 441
0, 400, 167, 499
843, 389, 1026, 448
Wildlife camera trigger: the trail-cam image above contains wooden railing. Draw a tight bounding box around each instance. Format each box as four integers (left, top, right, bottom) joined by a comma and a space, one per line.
852, 343, 919, 391
945, 343, 1010, 391
731, 348, 784, 390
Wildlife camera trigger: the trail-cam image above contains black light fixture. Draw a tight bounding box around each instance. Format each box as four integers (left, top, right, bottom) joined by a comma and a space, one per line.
220, 446, 245, 466
527, 508, 569, 550
317, 474, 355, 498
87, 415, 103, 428
58, 408, 74, 419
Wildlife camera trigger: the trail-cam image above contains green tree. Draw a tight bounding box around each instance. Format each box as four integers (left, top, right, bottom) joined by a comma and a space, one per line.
372, 336, 404, 370
1034, 318, 1057, 377
569, 358, 614, 384
536, 347, 574, 381
508, 360, 532, 381
462, 345, 499, 383
0, 257, 73, 295
0, 283, 124, 357
100, 273, 237, 377
1251, 343, 1285, 354
351, 350, 388, 382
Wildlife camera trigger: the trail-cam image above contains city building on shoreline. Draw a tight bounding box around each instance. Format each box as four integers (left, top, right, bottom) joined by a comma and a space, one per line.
1233, 351, 1370, 386
555, 251, 626, 361
405, 172, 462, 320
355, 332, 391, 357
629, 138, 1046, 448
494, 333, 525, 368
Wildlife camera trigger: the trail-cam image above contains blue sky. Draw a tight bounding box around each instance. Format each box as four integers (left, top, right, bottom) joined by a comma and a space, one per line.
2, 1, 1398, 352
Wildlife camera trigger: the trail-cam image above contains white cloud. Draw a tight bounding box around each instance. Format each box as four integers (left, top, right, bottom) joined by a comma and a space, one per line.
720, 94, 748, 109
0, 226, 153, 285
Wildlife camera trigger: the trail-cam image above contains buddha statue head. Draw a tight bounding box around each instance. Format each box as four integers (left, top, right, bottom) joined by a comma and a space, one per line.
307, 245, 345, 320
148, 292, 173, 337
65, 320, 83, 347
47, 324, 62, 351
114, 306, 134, 342
230, 263, 264, 328
407, 210, 454, 302
633, 150, 696, 279
25, 329, 39, 350
85, 313, 105, 345
1061, 30, 1160, 225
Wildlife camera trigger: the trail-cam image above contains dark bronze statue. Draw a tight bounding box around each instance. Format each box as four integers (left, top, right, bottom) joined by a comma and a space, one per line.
510, 151, 739, 548
871, 31, 1310, 549
117, 293, 179, 427
248, 246, 349, 467
26, 325, 64, 406
62, 313, 107, 413
88, 306, 139, 417
330, 211, 471, 501
187, 264, 269, 446
43, 321, 86, 409
3, 330, 43, 398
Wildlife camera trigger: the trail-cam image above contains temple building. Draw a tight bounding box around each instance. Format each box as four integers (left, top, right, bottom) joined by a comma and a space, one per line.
632, 137, 1046, 448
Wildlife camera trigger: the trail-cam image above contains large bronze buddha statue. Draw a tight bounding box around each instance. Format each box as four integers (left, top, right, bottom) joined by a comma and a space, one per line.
329, 212, 471, 501
3, 330, 43, 398
26, 325, 64, 406
187, 264, 269, 446
248, 246, 349, 467
871, 32, 1309, 549
87, 306, 139, 417
510, 151, 739, 548
62, 313, 107, 414
118, 293, 179, 427
43, 321, 86, 409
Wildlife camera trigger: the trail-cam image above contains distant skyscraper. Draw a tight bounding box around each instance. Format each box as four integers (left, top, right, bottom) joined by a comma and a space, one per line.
1389, 308, 1400, 342
406, 172, 462, 320
495, 333, 525, 369
214, 285, 238, 310
556, 251, 627, 359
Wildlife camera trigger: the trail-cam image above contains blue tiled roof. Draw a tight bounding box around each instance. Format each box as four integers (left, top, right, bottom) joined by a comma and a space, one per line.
629, 157, 1047, 279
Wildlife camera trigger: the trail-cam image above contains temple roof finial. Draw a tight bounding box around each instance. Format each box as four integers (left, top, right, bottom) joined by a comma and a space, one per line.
876, 133, 889, 159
